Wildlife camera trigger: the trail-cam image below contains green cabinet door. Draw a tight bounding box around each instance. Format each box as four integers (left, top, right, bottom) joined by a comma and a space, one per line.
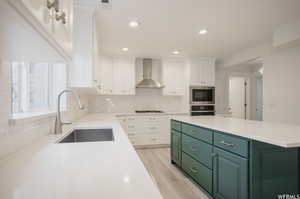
250, 141, 299, 199
213, 147, 248, 199
171, 130, 181, 166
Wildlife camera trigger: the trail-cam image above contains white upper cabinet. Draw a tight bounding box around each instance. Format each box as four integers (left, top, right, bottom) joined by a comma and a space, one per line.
162, 59, 186, 96
189, 57, 216, 86
97, 55, 114, 95
69, 1, 101, 92
8, 0, 73, 59
112, 57, 136, 95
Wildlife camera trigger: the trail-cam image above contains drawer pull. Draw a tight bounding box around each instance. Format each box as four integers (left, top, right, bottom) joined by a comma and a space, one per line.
190, 130, 196, 134
190, 168, 198, 173
220, 140, 235, 147
190, 146, 197, 151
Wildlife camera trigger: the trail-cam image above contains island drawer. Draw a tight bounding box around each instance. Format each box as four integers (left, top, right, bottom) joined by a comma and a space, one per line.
182, 152, 212, 194
182, 134, 213, 169
214, 132, 249, 158
171, 120, 181, 131
182, 123, 213, 144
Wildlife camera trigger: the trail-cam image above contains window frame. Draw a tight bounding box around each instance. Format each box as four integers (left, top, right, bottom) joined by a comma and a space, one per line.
10, 61, 67, 116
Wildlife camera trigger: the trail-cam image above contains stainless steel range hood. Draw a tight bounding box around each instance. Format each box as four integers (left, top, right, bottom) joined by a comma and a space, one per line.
136, 59, 164, 88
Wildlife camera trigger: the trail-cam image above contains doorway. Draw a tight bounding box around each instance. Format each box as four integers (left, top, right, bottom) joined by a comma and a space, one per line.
256, 76, 263, 121
229, 77, 250, 119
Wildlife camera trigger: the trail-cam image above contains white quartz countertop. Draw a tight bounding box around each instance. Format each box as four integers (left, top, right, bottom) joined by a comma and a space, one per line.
171, 116, 300, 148
0, 114, 163, 199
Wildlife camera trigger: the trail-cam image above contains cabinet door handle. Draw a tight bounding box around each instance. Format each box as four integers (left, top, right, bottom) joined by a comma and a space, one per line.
190, 168, 198, 173
190, 146, 197, 151
220, 140, 235, 147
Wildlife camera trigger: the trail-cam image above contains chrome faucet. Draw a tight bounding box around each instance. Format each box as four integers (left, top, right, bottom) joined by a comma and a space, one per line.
54, 89, 85, 134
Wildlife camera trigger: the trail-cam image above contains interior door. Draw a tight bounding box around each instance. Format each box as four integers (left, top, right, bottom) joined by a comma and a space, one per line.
256, 77, 263, 121
229, 77, 248, 119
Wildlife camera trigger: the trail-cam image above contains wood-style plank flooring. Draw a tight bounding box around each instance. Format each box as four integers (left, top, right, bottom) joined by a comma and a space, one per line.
136, 148, 211, 199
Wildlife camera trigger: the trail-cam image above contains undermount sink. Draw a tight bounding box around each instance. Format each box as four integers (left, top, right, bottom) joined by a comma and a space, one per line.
58, 129, 114, 143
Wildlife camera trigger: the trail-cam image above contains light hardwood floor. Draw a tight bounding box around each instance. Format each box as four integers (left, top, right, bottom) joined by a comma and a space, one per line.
136, 148, 211, 199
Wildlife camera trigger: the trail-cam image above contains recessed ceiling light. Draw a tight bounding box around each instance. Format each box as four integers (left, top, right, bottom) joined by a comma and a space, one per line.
172, 50, 180, 55
199, 29, 208, 35
129, 21, 140, 28
122, 47, 129, 52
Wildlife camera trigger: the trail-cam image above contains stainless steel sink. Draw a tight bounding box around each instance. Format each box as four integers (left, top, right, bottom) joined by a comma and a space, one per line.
58, 129, 114, 143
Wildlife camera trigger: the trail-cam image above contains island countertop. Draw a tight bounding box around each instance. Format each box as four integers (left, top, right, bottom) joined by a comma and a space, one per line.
0, 114, 163, 199
171, 115, 300, 148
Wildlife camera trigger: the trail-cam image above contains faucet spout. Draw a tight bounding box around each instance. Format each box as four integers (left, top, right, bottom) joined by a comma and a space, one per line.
55, 89, 84, 135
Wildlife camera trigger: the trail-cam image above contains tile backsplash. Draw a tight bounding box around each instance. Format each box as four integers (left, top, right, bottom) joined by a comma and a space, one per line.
88, 88, 186, 113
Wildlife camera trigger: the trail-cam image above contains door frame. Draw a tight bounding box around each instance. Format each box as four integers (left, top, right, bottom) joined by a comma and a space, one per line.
228, 76, 251, 120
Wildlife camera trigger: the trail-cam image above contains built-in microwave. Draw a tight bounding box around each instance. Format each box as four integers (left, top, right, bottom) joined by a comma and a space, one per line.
190, 86, 215, 104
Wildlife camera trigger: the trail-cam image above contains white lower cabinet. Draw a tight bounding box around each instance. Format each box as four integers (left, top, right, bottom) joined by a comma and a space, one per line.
118, 115, 171, 146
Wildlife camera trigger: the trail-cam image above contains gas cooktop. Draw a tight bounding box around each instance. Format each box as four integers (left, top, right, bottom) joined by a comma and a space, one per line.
135, 110, 164, 113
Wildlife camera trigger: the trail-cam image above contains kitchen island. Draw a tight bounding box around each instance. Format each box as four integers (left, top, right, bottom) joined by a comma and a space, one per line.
171, 116, 300, 199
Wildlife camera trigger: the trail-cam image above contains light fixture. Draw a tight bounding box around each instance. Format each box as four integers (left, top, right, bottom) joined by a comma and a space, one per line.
47, 0, 66, 24
199, 28, 208, 35
129, 21, 140, 28
47, 0, 59, 13
172, 50, 180, 55
56, 10, 66, 24
122, 47, 129, 52
259, 67, 264, 75
123, 176, 130, 183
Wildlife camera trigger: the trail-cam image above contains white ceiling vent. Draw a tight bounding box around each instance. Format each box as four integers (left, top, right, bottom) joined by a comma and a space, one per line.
100, 0, 112, 9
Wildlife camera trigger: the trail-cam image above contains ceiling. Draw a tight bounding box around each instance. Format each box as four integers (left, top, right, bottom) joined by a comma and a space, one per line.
96, 0, 300, 59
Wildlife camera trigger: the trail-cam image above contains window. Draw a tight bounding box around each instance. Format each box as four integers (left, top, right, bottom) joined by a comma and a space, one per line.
11, 62, 67, 114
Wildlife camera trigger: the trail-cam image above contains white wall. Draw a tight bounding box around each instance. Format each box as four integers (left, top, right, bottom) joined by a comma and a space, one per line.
263, 46, 300, 125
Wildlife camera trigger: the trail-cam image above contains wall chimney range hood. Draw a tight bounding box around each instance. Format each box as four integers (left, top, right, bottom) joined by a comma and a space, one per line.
136, 59, 164, 88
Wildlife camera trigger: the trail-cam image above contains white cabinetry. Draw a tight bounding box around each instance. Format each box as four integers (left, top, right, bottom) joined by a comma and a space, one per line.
189, 57, 216, 86
94, 56, 136, 95
112, 57, 136, 95
70, 1, 103, 91
162, 59, 186, 96
70, 4, 96, 88
97, 55, 114, 94
7, 0, 73, 59
118, 115, 171, 146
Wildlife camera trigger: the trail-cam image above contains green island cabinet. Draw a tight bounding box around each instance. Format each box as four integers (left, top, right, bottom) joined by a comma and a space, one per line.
170, 120, 299, 199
